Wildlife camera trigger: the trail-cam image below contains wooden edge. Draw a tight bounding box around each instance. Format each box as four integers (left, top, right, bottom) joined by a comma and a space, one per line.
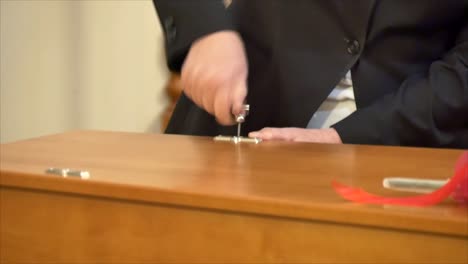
1, 169, 467, 237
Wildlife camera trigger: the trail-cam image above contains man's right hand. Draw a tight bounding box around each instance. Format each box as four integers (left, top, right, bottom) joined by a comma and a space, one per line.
181, 30, 248, 125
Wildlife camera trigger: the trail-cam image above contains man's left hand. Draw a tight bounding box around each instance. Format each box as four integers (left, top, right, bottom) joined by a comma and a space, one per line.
249, 128, 342, 144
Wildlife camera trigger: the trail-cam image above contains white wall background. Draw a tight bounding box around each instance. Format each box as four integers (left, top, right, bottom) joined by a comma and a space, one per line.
0, 0, 169, 143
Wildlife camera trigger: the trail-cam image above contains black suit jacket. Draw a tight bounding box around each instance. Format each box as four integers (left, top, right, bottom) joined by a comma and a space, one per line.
153, 0, 468, 148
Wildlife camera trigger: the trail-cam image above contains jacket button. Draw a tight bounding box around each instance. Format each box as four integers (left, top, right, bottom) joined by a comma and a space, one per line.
164, 16, 174, 29
164, 16, 177, 42
346, 39, 360, 55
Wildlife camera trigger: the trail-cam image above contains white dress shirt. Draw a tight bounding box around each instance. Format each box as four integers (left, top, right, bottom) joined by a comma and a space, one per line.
307, 72, 356, 128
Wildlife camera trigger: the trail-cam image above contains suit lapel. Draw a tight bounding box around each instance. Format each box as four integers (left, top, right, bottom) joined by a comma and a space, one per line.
340, 0, 377, 41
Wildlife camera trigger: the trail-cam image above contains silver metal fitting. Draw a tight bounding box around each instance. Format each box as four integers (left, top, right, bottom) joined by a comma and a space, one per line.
235, 104, 250, 123
213, 135, 262, 144
45, 168, 90, 179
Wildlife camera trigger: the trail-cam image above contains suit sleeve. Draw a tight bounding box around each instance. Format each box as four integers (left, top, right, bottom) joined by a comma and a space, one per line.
333, 22, 468, 148
152, 0, 235, 72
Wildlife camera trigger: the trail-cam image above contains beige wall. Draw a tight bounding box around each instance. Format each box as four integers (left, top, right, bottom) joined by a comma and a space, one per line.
0, 0, 169, 143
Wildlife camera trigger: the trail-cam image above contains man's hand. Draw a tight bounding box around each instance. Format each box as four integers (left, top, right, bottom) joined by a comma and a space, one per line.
249, 128, 342, 144
181, 30, 248, 125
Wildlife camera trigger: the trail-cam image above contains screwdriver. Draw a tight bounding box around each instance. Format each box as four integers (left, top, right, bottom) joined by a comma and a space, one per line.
235, 104, 250, 138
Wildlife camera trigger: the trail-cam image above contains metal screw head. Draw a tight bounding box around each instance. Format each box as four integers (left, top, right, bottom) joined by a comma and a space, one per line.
235, 104, 250, 123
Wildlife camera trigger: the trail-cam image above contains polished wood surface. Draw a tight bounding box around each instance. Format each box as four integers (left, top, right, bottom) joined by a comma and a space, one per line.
1, 131, 467, 263
162, 73, 182, 131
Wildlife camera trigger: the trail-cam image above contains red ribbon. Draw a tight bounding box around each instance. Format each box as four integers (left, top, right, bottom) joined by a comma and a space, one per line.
332, 151, 468, 206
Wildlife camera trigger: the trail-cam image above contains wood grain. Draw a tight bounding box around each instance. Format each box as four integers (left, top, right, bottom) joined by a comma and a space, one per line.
1, 130, 467, 263
162, 73, 182, 131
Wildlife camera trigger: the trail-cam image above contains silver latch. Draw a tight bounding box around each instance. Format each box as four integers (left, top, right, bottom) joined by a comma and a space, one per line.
45, 168, 90, 179
214, 104, 261, 144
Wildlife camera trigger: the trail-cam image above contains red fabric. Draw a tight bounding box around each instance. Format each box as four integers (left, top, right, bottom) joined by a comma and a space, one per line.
332, 151, 468, 206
